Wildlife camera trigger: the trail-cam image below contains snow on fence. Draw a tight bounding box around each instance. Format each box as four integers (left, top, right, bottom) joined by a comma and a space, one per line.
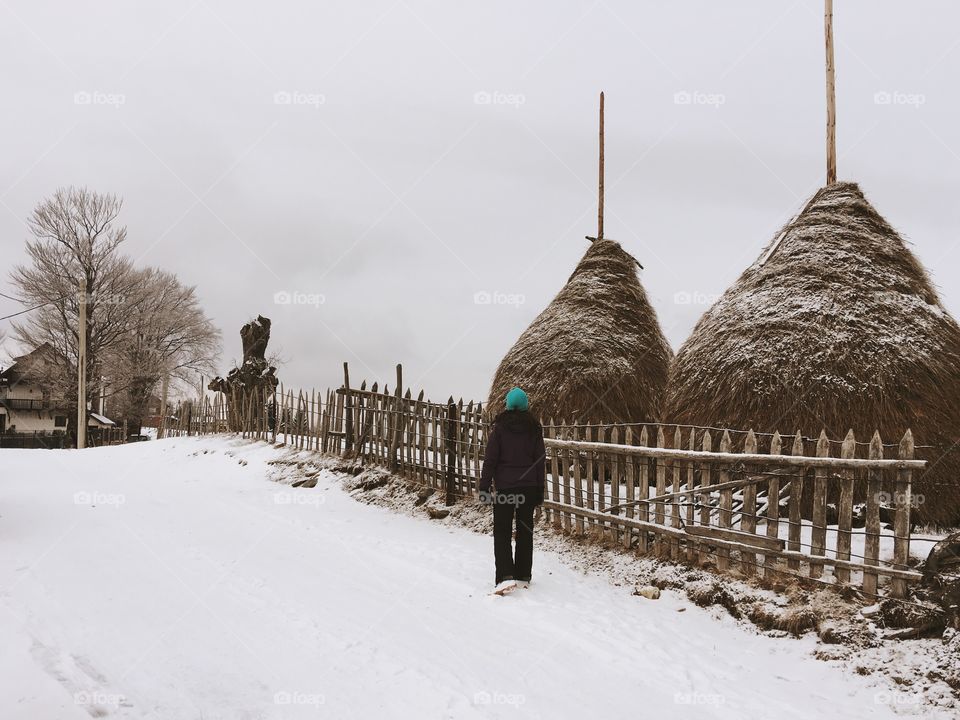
167, 363, 927, 599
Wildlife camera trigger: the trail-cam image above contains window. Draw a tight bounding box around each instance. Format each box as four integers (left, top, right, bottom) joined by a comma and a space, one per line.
54, 415, 67, 427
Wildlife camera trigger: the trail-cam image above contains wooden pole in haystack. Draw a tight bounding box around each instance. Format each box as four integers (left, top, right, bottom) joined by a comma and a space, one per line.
825, 0, 837, 185
585, 91, 607, 245
598, 90, 605, 240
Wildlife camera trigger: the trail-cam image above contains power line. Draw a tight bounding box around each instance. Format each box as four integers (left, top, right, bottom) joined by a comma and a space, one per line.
0, 293, 73, 323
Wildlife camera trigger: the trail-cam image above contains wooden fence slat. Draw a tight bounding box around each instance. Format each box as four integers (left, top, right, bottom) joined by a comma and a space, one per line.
764, 431, 782, 579
698, 430, 712, 566
670, 426, 682, 560
716, 430, 732, 571
686, 428, 697, 563
835, 429, 856, 584
863, 431, 883, 596
892, 430, 914, 599
810, 430, 830, 579
787, 431, 804, 571
624, 426, 634, 549
561, 421, 572, 533
740, 429, 758, 576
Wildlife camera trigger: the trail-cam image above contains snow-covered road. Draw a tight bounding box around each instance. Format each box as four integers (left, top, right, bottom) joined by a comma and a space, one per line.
0, 437, 928, 719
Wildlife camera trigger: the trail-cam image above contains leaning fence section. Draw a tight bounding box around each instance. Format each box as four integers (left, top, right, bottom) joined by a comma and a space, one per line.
166, 362, 926, 599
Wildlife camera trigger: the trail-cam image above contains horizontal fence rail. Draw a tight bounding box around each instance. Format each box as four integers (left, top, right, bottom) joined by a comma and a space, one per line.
165, 362, 928, 599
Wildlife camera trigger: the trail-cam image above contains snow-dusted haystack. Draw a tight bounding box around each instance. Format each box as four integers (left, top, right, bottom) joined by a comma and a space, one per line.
488, 239, 671, 423
664, 182, 960, 526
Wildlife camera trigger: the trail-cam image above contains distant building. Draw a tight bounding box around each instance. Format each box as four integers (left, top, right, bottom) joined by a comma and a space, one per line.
0, 344, 120, 447
0, 344, 69, 435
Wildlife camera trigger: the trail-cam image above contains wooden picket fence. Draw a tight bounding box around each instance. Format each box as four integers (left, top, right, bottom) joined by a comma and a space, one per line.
167, 363, 927, 599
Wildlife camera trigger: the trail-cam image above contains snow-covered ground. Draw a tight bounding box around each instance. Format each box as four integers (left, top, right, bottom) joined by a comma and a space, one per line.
0, 437, 941, 719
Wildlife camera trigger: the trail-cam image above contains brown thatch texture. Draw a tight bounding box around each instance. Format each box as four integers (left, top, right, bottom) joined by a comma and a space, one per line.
664, 182, 960, 526
487, 239, 671, 424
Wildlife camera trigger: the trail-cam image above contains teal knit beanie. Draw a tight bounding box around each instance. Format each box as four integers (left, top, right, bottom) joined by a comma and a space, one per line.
505, 387, 529, 412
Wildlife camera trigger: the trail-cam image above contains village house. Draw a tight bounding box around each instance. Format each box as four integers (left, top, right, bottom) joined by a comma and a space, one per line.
0, 344, 69, 436
0, 343, 120, 446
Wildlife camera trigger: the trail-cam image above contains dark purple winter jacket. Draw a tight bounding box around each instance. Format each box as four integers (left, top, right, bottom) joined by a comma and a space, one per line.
479, 411, 546, 498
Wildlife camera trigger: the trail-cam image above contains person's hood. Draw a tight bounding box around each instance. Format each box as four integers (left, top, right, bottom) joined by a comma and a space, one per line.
495, 410, 540, 434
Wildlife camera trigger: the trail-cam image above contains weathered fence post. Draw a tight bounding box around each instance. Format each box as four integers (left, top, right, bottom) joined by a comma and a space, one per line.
388, 364, 402, 470
891, 429, 914, 599
810, 430, 830, 579
342, 363, 354, 456
835, 429, 856, 584
863, 431, 883, 596
740, 429, 758, 576
444, 397, 457, 506
764, 431, 783, 579
787, 431, 805, 570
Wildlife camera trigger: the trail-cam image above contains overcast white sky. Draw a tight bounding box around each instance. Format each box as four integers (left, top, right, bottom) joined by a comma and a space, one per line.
1, 0, 959, 403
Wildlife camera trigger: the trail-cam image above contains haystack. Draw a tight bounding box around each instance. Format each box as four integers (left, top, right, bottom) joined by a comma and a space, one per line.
664, 182, 960, 526
487, 239, 671, 424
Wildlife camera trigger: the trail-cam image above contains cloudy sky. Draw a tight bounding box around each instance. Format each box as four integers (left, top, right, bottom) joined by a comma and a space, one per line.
1, 0, 958, 403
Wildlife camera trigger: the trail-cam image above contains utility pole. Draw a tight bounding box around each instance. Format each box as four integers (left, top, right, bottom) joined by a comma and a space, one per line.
158, 373, 169, 439
825, 0, 836, 185
76, 276, 87, 449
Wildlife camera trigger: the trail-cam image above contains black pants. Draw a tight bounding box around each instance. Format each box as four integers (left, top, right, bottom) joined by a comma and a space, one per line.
493, 488, 537, 584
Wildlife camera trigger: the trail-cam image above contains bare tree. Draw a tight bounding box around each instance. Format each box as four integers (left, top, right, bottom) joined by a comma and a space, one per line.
10, 187, 139, 437
103, 268, 221, 431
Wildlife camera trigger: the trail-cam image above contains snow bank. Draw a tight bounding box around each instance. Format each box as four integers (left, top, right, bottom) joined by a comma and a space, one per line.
0, 437, 951, 719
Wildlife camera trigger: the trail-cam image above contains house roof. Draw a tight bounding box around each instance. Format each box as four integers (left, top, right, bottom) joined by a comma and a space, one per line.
88, 412, 116, 427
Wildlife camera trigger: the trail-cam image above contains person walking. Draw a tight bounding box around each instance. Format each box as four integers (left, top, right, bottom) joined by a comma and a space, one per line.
479, 387, 546, 595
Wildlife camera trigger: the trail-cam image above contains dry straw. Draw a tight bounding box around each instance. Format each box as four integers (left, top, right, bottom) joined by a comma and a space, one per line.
488, 239, 671, 424
664, 182, 960, 526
